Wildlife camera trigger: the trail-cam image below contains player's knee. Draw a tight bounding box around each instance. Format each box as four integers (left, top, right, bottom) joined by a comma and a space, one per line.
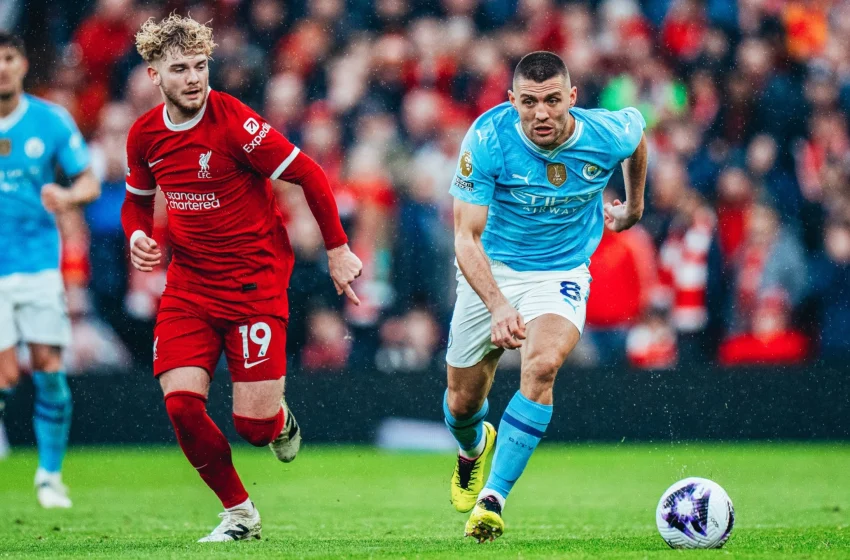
233, 412, 282, 447
164, 391, 207, 428
522, 354, 562, 387
30, 345, 63, 373
446, 389, 484, 420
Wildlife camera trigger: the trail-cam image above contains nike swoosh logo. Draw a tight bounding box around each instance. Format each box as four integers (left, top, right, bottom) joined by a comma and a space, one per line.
244, 358, 270, 369
148, 159, 164, 168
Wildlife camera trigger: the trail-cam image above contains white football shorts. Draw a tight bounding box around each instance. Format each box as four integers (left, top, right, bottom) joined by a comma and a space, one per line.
446, 260, 592, 368
0, 269, 71, 351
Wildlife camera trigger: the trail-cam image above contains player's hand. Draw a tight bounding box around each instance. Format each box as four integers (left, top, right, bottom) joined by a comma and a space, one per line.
130, 234, 162, 272
41, 184, 73, 214
490, 301, 526, 349
327, 244, 363, 306
604, 199, 643, 232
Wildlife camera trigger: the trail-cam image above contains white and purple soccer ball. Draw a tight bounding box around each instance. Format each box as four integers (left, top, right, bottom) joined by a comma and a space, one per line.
656, 477, 735, 549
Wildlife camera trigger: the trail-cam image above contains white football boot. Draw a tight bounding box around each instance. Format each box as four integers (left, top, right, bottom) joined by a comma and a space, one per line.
198, 500, 262, 542
269, 398, 301, 463
35, 468, 72, 509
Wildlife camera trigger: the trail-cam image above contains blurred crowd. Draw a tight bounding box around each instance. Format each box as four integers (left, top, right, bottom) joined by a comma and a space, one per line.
4, 0, 850, 373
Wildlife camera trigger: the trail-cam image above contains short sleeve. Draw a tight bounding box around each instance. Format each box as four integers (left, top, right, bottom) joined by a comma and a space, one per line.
125, 122, 157, 196
225, 97, 299, 179
449, 121, 499, 206
52, 108, 90, 177
611, 107, 646, 161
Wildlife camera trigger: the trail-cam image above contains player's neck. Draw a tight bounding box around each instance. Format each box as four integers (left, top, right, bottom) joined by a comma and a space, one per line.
0, 92, 22, 119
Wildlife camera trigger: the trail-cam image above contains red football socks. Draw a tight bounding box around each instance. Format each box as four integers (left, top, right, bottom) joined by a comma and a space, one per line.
233, 407, 285, 447
164, 391, 249, 508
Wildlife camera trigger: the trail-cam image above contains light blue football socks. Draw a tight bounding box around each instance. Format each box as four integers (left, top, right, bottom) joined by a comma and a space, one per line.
32, 371, 72, 473
443, 390, 489, 456
484, 391, 552, 502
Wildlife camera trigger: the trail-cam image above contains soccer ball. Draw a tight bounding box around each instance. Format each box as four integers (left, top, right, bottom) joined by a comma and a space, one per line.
656, 477, 735, 549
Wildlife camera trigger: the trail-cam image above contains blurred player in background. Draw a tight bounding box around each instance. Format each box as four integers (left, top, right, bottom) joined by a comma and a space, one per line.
121, 15, 361, 542
443, 52, 648, 541
0, 32, 101, 508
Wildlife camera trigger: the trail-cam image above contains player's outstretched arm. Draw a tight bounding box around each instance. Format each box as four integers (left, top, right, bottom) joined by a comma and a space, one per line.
277, 152, 362, 305
605, 132, 648, 233
41, 169, 101, 214
454, 199, 526, 349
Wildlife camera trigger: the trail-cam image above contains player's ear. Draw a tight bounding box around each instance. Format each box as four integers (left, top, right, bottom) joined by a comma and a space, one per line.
508, 89, 516, 109
569, 86, 577, 108
147, 65, 161, 86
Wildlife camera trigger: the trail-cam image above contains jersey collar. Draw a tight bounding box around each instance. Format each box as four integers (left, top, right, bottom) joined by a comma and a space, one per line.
0, 95, 30, 133
162, 87, 212, 132
514, 117, 583, 158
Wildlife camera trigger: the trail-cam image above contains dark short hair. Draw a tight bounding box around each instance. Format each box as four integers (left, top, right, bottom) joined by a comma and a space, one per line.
0, 32, 25, 57
513, 51, 568, 85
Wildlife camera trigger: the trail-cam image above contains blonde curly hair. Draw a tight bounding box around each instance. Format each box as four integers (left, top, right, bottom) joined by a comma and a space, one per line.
135, 14, 216, 64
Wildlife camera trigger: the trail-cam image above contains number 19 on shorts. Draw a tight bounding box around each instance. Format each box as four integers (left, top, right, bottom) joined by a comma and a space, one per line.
239, 322, 271, 360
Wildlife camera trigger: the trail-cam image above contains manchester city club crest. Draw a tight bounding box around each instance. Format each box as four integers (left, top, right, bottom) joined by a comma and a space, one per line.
582, 163, 603, 180
547, 162, 567, 187
0, 138, 11, 156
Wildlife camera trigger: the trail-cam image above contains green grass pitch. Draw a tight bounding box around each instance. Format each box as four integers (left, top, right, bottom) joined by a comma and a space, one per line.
0, 443, 848, 558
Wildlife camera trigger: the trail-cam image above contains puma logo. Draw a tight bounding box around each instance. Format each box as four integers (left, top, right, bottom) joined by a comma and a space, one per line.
511, 172, 531, 185
624, 121, 631, 134
476, 130, 488, 144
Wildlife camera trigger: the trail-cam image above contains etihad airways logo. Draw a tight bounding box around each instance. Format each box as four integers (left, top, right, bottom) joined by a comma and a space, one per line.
243, 122, 271, 153
509, 188, 602, 215
164, 191, 220, 211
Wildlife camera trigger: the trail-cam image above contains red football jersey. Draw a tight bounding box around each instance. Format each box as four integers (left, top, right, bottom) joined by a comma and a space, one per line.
124, 89, 342, 314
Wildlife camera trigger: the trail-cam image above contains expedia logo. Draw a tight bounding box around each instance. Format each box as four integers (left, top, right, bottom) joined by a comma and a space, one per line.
582, 163, 602, 180
459, 150, 473, 177
164, 191, 221, 211
243, 118, 260, 135
243, 122, 271, 153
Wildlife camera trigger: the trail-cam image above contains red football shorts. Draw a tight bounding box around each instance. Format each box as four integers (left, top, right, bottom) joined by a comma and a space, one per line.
153, 291, 288, 382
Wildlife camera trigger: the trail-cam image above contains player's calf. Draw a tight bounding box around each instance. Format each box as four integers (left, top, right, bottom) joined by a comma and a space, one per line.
164, 391, 250, 509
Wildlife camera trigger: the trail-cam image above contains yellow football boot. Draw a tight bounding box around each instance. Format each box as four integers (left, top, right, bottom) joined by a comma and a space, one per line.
450, 421, 496, 513
464, 495, 505, 543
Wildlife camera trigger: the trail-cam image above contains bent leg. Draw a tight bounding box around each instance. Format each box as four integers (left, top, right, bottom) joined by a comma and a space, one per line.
445, 349, 502, 457
231, 378, 286, 447
484, 314, 580, 504
161, 366, 249, 509
225, 317, 289, 448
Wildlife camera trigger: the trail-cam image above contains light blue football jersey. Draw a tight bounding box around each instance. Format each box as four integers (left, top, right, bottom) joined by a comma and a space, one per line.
450, 102, 646, 272
0, 94, 90, 276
